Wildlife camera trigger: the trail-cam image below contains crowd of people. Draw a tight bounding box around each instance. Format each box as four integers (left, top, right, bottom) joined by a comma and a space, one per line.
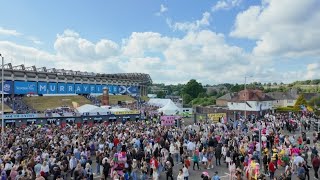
0, 109, 319, 180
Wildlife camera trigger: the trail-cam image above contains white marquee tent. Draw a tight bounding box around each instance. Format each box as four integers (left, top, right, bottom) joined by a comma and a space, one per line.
76, 104, 111, 115
148, 98, 171, 107
157, 100, 181, 115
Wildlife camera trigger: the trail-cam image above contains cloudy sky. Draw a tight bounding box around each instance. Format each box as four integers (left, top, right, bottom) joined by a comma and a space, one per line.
0, 0, 319, 85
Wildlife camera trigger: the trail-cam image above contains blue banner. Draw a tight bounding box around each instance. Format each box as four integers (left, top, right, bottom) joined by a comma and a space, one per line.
75, 84, 82, 94
128, 86, 138, 94
82, 84, 90, 94
66, 83, 75, 94
58, 83, 66, 93
0, 81, 14, 94
118, 85, 128, 94
90, 84, 96, 93
106, 85, 112, 94
14, 81, 37, 94
95, 85, 102, 93
38, 82, 48, 94
113, 85, 119, 94
48, 83, 57, 94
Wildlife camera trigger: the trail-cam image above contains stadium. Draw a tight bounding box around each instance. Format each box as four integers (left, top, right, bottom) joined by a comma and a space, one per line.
0, 63, 152, 127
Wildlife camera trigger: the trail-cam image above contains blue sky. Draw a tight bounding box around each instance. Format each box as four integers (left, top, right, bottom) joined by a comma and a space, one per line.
0, 0, 319, 84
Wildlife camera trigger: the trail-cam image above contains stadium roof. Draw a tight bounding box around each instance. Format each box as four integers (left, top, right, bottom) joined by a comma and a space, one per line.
1, 63, 152, 85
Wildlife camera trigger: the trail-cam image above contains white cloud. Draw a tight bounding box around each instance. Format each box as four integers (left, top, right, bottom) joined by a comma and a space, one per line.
122, 32, 171, 57
0, 27, 22, 36
0, 26, 319, 85
231, 0, 320, 57
26, 36, 43, 45
212, 0, 242, 11
54, 29, 120, 61
305, 63, 320, 80
167, 12, 210, 32
155, 4, 168, 16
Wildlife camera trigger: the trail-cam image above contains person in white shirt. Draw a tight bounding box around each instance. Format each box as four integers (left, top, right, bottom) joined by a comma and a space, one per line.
182, 165, 189, 180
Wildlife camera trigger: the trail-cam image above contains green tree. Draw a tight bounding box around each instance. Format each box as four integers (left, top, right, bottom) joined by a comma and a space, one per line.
309, 96, 320, 107
156, 91, 166, 98
182, 94, 192, 105
182, 79, 205, 99
294, 94, 307, 110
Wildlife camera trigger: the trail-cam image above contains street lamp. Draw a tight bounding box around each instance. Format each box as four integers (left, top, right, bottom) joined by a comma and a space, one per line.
244, 75, 253, 120
0, 54, 4, 146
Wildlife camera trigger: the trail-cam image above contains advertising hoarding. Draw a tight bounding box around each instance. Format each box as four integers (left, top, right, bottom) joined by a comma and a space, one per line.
58, 83, 67, 93
75, 84, 82, 94
38, 82, 47, 94
0, 81, 14, 94
14, 81, 37, 94
89, 84, 96, 93
95, 85, 102, 93
66, 83, 75, 94
48, 83, 57, 94
82, 84, 90, 94
208, 113, 226, 122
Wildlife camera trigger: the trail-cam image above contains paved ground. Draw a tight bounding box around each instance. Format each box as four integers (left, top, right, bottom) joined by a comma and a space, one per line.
90, 118, 318, 180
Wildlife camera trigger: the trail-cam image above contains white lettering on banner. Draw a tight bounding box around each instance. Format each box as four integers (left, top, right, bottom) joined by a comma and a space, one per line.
96, 86, 100, 92
60, 86, 65, 92
68, 86, 73, 92
39, 84, 47, 91
2, 114, 38, 119
91, 86, 95, 92
83, 86, 88, 91
49, 85, 56, 91
76, 86, 81, 92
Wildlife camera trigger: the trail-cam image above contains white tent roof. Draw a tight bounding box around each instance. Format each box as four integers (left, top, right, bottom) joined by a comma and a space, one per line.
157, 100, 181, 115
76, 104, 98, 113
109, 108, 130, 113
76, 104, 111, 115
148, 98, 171, 107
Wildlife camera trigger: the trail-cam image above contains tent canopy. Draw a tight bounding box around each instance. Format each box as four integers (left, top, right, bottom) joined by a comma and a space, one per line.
148, 98, 171, 107
157, 100, 181, 115
76, 104, 110, 115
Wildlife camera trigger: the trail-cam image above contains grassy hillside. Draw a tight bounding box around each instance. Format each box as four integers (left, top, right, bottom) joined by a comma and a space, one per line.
22, 96, 91, 111
0, 104, 13, 112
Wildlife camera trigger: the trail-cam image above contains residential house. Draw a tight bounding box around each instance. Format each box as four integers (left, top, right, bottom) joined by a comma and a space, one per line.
227, 89, 274, 117
216, 93, 235, 107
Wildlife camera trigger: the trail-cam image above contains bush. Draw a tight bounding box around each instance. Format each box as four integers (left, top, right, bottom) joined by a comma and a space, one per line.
276, 107, 299, 112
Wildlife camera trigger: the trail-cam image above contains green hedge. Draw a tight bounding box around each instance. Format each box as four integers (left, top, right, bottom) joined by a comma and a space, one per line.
276, 107, 299, 112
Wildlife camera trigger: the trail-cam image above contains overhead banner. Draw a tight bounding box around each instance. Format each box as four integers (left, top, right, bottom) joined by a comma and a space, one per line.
0, 81, 14, 94
66, 83, 75, 94
14, 81, 37, 94
48, 83, 57, 94
58, 83, 67, 93
208, 113, 226, 122
8, 81, 137, 95
38, 82, 48, 94
90, 84, 96, 93
113, 110, 140, 115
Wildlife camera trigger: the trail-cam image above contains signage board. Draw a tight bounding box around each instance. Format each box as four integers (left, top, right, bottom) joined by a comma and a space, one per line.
160, 115, 180, 126
14, 81, 37, 94
0, 81, 14, 94
113, 110, 140, 115
3, 114, 38, 119
208, 113, 226, 122
48, 83, 57, 94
